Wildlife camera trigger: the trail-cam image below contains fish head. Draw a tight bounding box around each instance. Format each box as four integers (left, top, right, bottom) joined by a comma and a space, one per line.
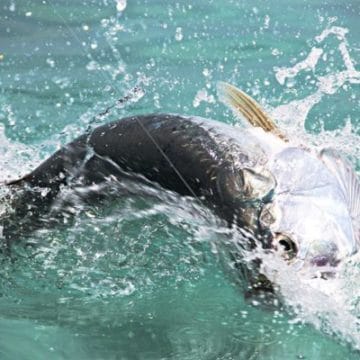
216, 81, 359, 271
260, 147, 359, 273
261, 197, 356, 272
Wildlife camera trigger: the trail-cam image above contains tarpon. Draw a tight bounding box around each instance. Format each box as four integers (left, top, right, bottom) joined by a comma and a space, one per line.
1, 82, 359, 288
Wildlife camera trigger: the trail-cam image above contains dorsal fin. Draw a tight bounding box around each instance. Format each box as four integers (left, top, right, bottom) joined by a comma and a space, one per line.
217, 81, 287, 141
320, 148, 360, 245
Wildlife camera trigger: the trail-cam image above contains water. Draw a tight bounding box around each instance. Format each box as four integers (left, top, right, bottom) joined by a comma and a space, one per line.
0, 0, 360, 358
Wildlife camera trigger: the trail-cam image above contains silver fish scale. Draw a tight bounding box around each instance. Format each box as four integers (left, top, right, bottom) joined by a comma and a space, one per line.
268, 146, 357, 261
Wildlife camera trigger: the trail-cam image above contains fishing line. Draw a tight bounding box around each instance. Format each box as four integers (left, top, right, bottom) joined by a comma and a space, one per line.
47, 1, 200, 200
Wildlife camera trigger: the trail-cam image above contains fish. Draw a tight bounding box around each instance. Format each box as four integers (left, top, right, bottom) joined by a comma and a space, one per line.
217, 82, 360, 274
0, 82, 358, 286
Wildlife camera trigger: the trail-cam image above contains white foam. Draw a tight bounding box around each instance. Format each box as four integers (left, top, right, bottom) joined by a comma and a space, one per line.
258, 25, 360, 349
0, 122, 39, 183
274, 47, 324, 86
272, 26, 360, 147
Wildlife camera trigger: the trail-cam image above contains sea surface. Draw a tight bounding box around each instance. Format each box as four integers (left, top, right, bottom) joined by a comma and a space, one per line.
0, 0, 360, 359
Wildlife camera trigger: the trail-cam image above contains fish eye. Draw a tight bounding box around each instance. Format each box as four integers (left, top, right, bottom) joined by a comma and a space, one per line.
274, 233, 297, 260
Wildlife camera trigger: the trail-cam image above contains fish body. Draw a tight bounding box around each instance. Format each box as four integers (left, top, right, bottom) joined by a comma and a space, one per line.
1, 83, 359, 279
1, 115, 279, 242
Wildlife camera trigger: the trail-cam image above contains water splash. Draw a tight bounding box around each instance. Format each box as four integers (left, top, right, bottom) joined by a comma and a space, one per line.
57, 13, 148, 143
1, 6, 359, 355
271, 26, 360, 152
253, 246, 360, 349
0, 123, 39, 182
256, 25, 360, 349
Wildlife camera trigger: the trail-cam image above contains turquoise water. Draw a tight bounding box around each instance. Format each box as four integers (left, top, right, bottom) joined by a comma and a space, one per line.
1, 0, 360, 358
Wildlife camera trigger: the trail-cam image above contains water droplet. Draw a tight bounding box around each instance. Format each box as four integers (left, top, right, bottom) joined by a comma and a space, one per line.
193, 89, 215, 108
101, 19, 109, 27
116, 0, 127, 12
46, 58, 55, 68
264, 15, 270, 29
175, 27, 183, 41
202, 68, 211, 77
86, 60, 99, 71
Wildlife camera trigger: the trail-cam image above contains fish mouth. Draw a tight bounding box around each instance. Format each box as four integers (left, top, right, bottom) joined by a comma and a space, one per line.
307, 256, 340, 279
310, 255, 340, 268
285, 256, 339, 280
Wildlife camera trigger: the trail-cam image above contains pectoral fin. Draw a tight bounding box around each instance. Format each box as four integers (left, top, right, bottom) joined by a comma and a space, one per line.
217, 81, 287, 141
320, 148, 360, 245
